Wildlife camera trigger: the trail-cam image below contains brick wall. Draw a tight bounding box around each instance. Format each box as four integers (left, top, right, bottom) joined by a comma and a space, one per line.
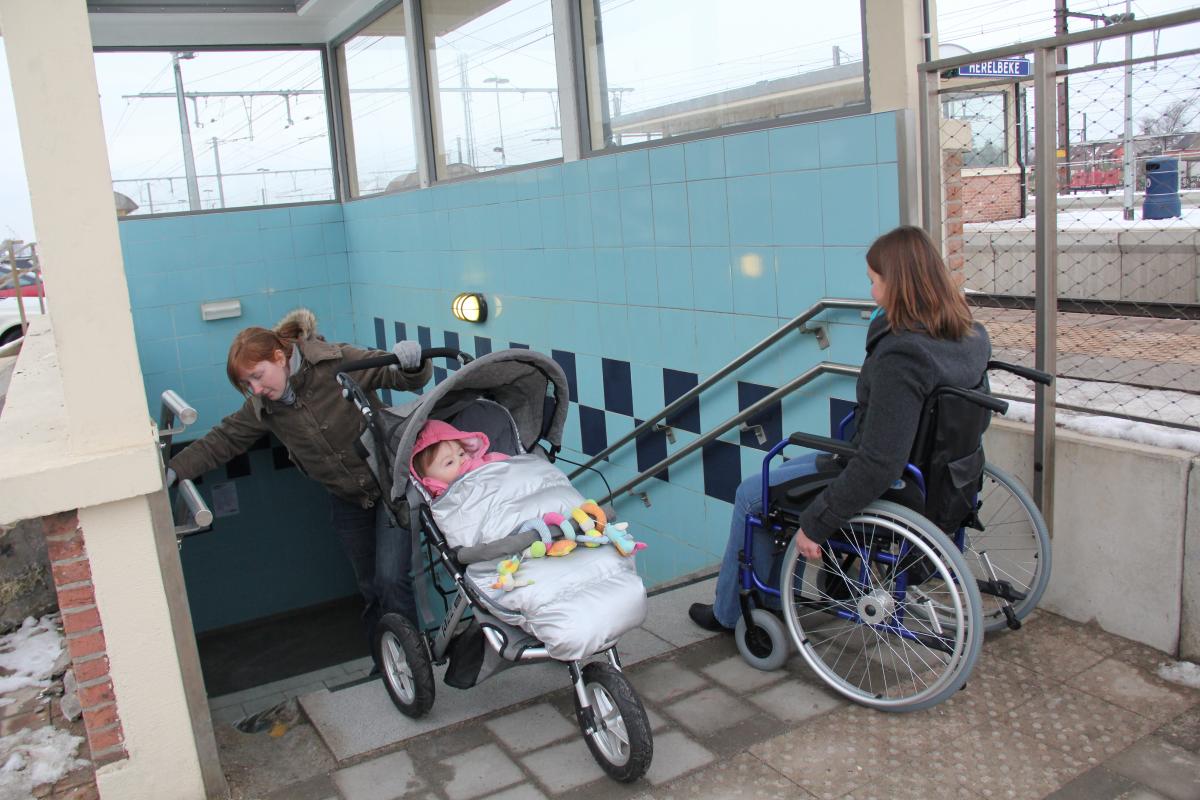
943, 150, 965, 283
42, 511, 128, 772
962, 172, 1022, 223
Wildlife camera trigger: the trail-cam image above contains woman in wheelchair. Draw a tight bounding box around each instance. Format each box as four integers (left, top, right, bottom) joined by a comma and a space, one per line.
689, 225, 991, 637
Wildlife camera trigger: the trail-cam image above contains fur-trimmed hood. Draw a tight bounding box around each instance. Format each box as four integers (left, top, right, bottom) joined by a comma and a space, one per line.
276, 307, 319, 340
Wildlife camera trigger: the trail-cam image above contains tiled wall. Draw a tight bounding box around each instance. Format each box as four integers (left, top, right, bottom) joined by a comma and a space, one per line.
119, 110, 903, 629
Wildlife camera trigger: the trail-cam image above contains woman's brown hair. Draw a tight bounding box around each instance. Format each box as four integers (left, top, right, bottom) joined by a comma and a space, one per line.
225, 324, 300, 394
866, 226, 973, 340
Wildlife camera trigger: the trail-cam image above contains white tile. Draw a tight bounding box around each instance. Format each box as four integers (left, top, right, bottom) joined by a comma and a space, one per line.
441, 744, 524, 800
749, 679, 843, 724
484, 703, 576, 753
702, 655, 787, 692
332, 751, 423, 800
635, 661, 709, 704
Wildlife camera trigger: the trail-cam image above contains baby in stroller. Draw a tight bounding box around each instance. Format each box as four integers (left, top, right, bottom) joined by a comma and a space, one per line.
336, 346, 654, 782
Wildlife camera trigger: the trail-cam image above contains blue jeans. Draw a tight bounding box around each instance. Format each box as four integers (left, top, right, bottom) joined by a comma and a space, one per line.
712, 453, 820, 629
330, 495, 416, 650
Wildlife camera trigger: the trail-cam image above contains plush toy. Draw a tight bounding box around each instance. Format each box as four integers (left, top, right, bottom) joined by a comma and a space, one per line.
512, 502, 646, 564
492, 554, 534, 591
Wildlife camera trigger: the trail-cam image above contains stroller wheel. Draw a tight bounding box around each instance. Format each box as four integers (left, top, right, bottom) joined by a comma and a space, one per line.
735, 608, 789, 672
375, 613, 435, 718
573, 662, 653, 783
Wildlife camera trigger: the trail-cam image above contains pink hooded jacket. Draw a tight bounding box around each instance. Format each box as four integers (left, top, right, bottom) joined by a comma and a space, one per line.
410, 419, 510, 497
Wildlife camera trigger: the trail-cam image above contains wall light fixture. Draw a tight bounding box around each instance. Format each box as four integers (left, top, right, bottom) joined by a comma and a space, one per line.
451, 292, 488, 323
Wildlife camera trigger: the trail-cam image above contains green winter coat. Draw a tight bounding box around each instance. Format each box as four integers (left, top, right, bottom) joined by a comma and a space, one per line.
168, 334, 431, 508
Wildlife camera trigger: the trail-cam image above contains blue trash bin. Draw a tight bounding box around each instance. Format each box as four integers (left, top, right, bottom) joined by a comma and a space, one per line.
1143, 157, 1181, 220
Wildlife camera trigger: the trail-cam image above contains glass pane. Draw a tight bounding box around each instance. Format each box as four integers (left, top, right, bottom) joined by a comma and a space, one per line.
342, 4, 419, 196
581, 0, 865, 149
942, 91, 1008, 168
95, 49, 334, 215
424, 0, 562, 176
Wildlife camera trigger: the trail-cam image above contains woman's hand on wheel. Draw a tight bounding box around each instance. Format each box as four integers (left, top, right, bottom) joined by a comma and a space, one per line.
793, 528, 822, 561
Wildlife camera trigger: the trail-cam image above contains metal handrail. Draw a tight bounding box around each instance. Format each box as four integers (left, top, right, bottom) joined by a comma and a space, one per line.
158, 389, 213, 539
568, 298, 875, 480
597, 362, 861, 507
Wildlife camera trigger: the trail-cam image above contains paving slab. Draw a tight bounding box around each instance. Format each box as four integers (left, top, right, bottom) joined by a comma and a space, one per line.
518, 737, 606, 793
483, 703, 577, 754
331, 751, 424, 800
439, 743, 524, 800
1105, 736, 1200, 800
640, 578, 721, 647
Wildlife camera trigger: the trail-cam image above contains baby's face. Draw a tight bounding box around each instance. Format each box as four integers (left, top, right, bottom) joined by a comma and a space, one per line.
424, 441, 468, 484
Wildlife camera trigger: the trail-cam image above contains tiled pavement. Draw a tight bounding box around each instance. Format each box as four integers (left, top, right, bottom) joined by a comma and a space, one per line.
212, 578, 1200, 800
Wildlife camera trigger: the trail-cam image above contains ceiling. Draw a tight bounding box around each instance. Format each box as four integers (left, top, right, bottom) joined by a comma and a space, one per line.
86, 0, 387, 47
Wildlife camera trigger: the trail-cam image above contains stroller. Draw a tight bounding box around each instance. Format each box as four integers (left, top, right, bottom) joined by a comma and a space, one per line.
336, 346, 653, 783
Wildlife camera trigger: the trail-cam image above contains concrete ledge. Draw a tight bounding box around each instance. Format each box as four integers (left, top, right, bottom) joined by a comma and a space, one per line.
0, 319, 162, 525
985, 417, 1197, 658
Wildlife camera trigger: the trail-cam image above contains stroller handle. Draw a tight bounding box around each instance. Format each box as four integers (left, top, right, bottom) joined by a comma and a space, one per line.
340, 347, 474, 373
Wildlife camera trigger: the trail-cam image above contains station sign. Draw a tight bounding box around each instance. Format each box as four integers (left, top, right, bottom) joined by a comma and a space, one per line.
959, 58, 1031, 77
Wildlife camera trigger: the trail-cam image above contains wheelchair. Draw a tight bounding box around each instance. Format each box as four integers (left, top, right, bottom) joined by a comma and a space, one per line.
731, 360, 1052, 712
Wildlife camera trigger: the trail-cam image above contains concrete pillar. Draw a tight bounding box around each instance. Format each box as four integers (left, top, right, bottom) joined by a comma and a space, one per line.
0, 0, 151, 454
863, 0, 930, 117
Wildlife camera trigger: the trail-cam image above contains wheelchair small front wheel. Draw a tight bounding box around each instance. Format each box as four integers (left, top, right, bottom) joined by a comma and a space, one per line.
573, 662, 653, 783
375, 613, 435, 718
735, 608, 789, 671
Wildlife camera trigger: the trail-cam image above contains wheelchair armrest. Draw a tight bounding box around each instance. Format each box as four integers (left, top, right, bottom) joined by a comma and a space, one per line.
988, 360, 1052, 386
788, 431, 859, 459
939, 385, 1009, 415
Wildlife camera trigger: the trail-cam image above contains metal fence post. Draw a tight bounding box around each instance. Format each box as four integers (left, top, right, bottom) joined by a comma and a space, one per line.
1032, 46, 1058, 527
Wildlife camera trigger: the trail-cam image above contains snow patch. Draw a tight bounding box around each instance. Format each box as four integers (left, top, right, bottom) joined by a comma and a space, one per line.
0, 617, 63, 695
1156, 660, 1200, 689
0, 727, 86, 800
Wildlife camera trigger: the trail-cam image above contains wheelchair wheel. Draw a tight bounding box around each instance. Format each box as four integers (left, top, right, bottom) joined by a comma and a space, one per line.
779, 500, 983, 713
572, 662, 653, 783
735, 608, 790, 672
375, 613, 435, 718
961, 463, 1052, 633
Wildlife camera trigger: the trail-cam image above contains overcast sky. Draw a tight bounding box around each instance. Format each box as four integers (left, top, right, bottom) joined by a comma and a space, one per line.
0, 0, 1196, 244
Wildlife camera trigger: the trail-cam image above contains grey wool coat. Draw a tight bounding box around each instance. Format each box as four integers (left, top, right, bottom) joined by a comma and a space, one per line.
169, 310, 431, 508
795, 312, 992, 542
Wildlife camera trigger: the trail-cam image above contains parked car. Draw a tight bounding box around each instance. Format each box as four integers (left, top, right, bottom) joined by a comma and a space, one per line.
0, 271, 44, 299
0, 296, 45, 345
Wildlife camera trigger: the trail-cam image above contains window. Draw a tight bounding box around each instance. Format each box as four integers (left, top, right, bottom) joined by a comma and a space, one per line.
95, 49, 335, 214
341, 4, 419, 196
580, 0, 866, 150
423, 0, 562, 176
942, 91, 1008, 169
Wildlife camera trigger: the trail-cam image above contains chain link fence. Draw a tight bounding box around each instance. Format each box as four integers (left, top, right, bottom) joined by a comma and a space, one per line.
926, 10, 1200, 434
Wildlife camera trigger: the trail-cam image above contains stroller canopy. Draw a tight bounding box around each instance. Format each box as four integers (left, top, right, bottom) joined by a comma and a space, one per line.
384, 348, 570, 500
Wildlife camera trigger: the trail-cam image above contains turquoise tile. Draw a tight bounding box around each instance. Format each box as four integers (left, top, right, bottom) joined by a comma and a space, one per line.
537, 165, 564, 197
695, 367, 739, 429
590, 189, 622, 247
686, 179, 729, 247
594, 248, 627, 304
824, 246, 871, 299
132, 306, 173, 344
877, 163, 900, 231
138, 338, 178, 375
732, 314, 781, 386
623, 247, 658, 306
176, 334, 212, 368
295, 255, 328, 288
691, 246, 733, 313
668, 431, 705, 493
648, 144, 685, 184
626, 306, 662, 355
539, 196, 567, 248
616, 150, 650, 187
575, 353, 605, 407
726, 175, 773, 245
261, 227, 292, 260
629, 360, 663, 420
322, 221, 347, 253
770, 171, 823, 246
654, 247, 693, 309
329, 283, 353, 316
290, 203, 340, 226
516, 199, 543, 249
820, 165, 879, 246
514, 169, 540, 200
776, 247, 826, 318
724, 130, 770, 176
684, 138, 725, 180
588, 155, 619, 191
819, 115, 877, 168
658, 307, 697, 369
619, 187, 653, 246
256, 207, 293, 229
569, 248, 598, 298
769, 123, 820, 172
875, 111, 898, 163
172, 303, 210, 338
651, 183, 690, 246
597, 304, 631, 362
562, 160, 590, 194
731, 247, 778, 317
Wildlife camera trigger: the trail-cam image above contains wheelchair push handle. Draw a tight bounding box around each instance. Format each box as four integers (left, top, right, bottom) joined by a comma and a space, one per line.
339, 347, 474, 373
940, 385, 1009, 415
989, 360, 1052, 386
